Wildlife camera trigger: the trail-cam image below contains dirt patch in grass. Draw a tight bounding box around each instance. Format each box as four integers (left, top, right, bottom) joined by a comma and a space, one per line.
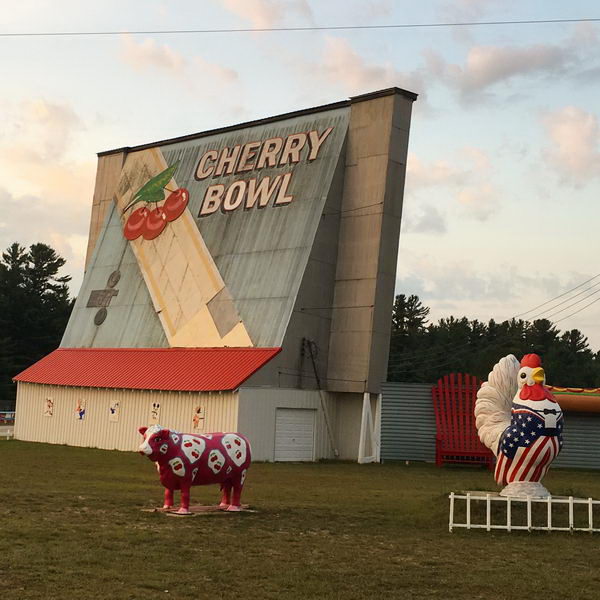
1, 441, 600, 599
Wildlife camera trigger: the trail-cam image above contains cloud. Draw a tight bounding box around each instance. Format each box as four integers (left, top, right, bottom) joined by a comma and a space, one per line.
351, 0, 393, 20
0, 100, 83, 163
0, 99, 95, 292
402, 204, 448, 234
542, 106, 600, 185
456, 184, 497, 221
406, 154, 467, 189
439, 0, 502, 21
405, 149, 499, 223
437, 0, 507, 44
396, 250, 561, 311
119, 34, 238, 84
423, 25, 600, 101
0, 187, 89, 291
219, 0, 314, 28
426, 42, 572, 99
303, 37, 425, 101
121, 35, 186, 72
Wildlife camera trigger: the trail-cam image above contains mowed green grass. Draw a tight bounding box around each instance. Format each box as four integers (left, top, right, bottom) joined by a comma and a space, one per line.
2, 440, 600, 600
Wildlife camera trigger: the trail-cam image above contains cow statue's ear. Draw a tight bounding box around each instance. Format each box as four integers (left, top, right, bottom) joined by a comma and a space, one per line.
138, 427, 148, 436
160, 428, 170, 439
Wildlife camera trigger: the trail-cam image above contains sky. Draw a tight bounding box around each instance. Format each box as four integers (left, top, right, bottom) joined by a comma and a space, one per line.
1, 0, 600, 351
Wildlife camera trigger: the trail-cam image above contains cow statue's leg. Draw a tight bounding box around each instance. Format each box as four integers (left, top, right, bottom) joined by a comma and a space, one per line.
227, 480, 244, 512
219, 482, 232, 509
163, 488, 174, 510
176, 485, 191, 515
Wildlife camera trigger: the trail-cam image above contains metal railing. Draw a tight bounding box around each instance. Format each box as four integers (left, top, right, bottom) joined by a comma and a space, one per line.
449, 492, 600, 533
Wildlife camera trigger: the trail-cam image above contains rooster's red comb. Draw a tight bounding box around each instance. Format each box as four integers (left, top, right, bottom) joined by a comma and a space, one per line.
520, 353, 542, 368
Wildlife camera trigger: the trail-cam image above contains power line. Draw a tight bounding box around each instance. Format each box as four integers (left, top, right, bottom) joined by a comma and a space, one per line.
554, 295, 600, 324
1, 18, 600, 38
540, 286, 600, 321
526, 278, 600, 320
514, 272, 600, 318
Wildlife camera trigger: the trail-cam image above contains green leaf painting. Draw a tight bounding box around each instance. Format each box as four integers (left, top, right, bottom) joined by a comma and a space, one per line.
122, 161, 180, 213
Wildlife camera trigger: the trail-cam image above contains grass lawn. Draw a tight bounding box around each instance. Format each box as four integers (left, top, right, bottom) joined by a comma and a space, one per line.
1, 440, 600, 599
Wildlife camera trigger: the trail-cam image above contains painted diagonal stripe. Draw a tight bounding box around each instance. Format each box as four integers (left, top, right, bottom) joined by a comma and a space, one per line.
114, 148, 253, 348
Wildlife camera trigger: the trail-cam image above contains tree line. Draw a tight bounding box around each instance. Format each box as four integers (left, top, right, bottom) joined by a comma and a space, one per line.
0, 243, 73, 410
388, 294, 600, 386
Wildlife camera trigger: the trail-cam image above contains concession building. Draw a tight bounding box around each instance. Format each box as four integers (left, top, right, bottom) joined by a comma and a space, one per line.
14, 87, 416, 461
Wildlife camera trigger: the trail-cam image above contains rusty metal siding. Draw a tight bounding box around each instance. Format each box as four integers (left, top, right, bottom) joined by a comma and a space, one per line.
237, 387, 337, 461
14, 383, 238, 451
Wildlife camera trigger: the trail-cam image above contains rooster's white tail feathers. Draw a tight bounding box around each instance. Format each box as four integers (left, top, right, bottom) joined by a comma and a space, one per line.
474, 354, 520, 455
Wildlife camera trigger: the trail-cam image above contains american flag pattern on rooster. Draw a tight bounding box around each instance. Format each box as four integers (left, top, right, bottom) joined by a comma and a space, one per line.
494, 401, 563, 486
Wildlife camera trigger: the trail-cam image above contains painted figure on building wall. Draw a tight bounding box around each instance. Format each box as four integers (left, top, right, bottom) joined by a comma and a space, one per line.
138, 425, 251, 514
475, 353, 563, 497
43, 397, 54, 417
75, 398, 86, 420
109, 401, 120, 422
192, 405, 205, 430
149, 402, 160, 423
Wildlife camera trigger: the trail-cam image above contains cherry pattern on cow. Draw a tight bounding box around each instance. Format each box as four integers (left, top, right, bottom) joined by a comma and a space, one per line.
138, 424, 251, 514
222, 433, 247, 466
181, 435, 205, 464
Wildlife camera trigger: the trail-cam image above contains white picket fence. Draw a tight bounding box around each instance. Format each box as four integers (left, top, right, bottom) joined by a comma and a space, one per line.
449, 492, 600, 533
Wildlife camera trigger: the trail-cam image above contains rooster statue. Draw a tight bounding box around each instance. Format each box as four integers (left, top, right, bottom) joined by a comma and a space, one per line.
475, 353, 563, 497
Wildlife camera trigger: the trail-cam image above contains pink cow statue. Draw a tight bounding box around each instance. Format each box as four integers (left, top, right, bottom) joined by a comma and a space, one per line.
138, 424, 251, 514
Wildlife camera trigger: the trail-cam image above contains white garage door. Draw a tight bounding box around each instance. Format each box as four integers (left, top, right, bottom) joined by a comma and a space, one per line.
274, 408, 316, 462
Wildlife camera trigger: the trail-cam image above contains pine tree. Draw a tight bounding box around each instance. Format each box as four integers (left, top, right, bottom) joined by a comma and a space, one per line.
391, 294, 430, 335
388, 294, 431, 382
0, 242, 72, 408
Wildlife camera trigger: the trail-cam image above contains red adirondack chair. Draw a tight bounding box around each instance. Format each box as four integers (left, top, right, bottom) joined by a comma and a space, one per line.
432, 373, 494, 469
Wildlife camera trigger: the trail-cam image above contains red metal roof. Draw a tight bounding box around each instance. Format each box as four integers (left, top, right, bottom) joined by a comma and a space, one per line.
13, 347, 281, 392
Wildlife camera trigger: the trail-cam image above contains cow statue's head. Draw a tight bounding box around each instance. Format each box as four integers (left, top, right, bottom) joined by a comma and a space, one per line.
138, 424, 175, 459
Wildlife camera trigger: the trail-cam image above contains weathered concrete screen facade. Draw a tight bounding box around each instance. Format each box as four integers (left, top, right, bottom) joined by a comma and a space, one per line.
328, 91, 412, 394
15, 88, 416, 461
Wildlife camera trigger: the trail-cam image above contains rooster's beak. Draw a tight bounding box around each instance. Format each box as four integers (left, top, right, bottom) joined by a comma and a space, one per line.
532, 367, 545, 384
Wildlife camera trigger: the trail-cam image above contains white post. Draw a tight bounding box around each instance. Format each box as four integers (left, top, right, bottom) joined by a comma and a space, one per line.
357, 392, 369, 463
569, 496, 574, 533
486, 494, 491, 532
374, 393, 382, 463
589, 498, 594, 533
547, 496, 552, 532
466, 493, 471, 530
449, 493, 454, 533
507, 497, 512, 533
358, 392, 377, 464
527, 496, 532, 532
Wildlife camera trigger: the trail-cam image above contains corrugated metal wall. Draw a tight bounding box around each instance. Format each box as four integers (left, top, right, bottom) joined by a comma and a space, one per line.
14, 383, 238, 452
162, 109, 349, 348
237, 387, 338, 461
62, 203, 169, 349
381, 382, 436, 463
381, 382, 600, 469
553, 414, 600, 469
